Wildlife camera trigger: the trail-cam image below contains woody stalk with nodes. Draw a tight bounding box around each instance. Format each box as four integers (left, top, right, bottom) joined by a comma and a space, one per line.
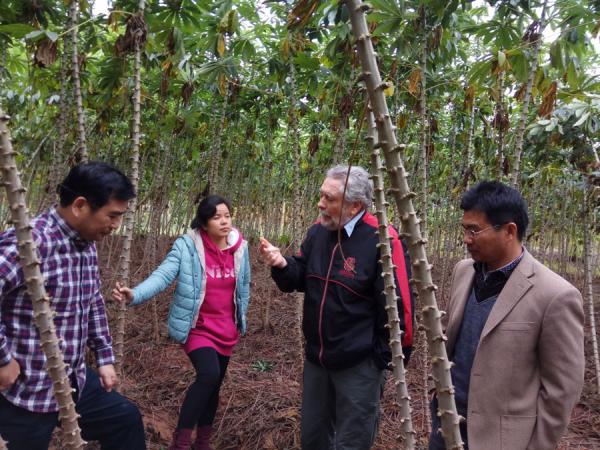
0, 110, 85, 449
367, 108, 416, 448
345, 0, 463, 448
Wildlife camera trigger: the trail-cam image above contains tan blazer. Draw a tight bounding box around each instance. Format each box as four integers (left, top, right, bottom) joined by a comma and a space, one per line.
446, 250, 584, 450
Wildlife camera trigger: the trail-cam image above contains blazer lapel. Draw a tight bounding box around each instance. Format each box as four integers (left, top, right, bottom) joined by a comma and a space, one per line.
480, 250, 535, 340
447, 261, 475, 356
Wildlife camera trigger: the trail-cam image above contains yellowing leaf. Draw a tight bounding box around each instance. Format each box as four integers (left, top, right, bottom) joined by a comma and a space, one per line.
217, 34, 225, 57
280, 36, 290, 60
218, 73, 227, 96
407, 68, 421, 97
396, 113, 408, 130
384, 81, 395, 97
108, 11, 121, 32
464, 84, 475, 111
197, 122, 207, 136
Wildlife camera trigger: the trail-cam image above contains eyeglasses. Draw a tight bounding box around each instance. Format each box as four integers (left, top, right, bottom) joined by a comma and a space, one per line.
462, 224, 501, 239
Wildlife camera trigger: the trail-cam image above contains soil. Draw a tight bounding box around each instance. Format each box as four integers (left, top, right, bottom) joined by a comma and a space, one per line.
65, 235, 600, 449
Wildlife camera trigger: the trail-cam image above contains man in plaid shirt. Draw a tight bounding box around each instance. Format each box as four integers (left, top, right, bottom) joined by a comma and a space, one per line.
0, 162, 146, 450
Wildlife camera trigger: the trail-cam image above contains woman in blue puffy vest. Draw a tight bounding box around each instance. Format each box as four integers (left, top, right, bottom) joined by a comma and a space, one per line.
112, 195, 251, 450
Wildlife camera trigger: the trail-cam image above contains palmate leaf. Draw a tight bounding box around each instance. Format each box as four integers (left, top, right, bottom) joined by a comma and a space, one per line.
468, 58, 493, 85
0, 23, 37, 39
148, 0, 204, 33
24, 29, 58, 43
195, 57, 235, 78
293, 53, 320, 71
231, 37, 256, 59
0, 3, 18, 22
96, 56, 127, 102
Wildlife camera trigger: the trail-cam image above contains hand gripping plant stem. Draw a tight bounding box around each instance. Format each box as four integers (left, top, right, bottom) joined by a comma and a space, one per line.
367, 109, 416, 448
0, 434, 7, 449
0, 111, 85, 448
345, 1, 463, 448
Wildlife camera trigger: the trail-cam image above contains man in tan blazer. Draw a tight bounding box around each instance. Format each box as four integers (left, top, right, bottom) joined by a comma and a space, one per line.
429, 181, 585, 450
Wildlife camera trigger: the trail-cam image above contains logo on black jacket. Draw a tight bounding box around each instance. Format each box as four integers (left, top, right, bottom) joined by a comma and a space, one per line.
339, 257, 356, 279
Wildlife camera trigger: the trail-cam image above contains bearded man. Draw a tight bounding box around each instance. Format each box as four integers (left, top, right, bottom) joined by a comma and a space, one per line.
260, 165, 414, 450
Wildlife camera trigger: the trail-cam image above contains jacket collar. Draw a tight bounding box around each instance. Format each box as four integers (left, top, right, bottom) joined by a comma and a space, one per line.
480, 249, 534, 339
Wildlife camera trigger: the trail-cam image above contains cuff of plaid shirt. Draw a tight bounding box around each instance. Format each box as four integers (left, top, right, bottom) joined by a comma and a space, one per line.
95, 347, 116, 367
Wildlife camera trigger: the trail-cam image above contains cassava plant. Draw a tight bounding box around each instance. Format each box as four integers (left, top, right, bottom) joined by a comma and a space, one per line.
114, 0, 147, 377
583, 183, 600, 393
0, 110, 85, 448
510, 0, 549, 187
346, 1, 463, 448
69, 0, 87, 163
367, 109, 415, 448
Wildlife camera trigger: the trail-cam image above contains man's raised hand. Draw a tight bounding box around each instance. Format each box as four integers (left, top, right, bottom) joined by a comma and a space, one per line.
259, 237, 287, 269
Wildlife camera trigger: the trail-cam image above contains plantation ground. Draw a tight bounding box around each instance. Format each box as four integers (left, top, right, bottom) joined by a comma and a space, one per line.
91, 234, 600, 450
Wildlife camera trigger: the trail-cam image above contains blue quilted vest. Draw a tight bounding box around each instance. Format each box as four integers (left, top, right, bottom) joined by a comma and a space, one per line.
131, 230, 251, 342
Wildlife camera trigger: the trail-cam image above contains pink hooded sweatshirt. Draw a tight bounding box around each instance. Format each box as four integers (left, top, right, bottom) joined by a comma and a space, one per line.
183, 228, 243, 356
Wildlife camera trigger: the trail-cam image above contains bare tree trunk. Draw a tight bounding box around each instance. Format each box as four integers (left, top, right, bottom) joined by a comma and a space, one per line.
510, 0, 549, 187
419, 16, 428, 239
114, 1, 146, 377
368, 110, 415, 448
0, 111, 85, 449
209, 86, 229, 190
463, 103, 476, 185
583, 185, 600, 393
56, 33, 71, 172
288, 61, 305, 367
494, 72, 506, 179
288, 62, 302, 248
332, 118, 348, 165
143, 143, 172, 343
347, 2, 463, 448
40, 34, 71, 211
69, 0, 87, 163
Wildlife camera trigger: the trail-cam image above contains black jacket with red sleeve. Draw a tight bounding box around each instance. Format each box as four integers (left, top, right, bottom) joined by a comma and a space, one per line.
271, 211, 414, 370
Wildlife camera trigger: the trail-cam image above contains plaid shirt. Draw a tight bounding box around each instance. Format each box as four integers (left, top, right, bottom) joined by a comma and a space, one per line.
0, 207, 115, 413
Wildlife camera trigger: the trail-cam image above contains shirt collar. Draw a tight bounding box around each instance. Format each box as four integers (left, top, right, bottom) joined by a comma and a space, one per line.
344, 209, 365, 237
49, 207, 91, 249
474, 248, 524, 280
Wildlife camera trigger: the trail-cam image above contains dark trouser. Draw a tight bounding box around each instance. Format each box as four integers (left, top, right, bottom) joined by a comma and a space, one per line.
177, 347, 229, 430
301, 357, 385, 450
428, 395, 469, 450
0, 367, 146, 450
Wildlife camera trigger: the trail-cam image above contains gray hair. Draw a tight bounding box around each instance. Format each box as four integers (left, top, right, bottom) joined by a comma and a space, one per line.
326, 165, 373, 209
